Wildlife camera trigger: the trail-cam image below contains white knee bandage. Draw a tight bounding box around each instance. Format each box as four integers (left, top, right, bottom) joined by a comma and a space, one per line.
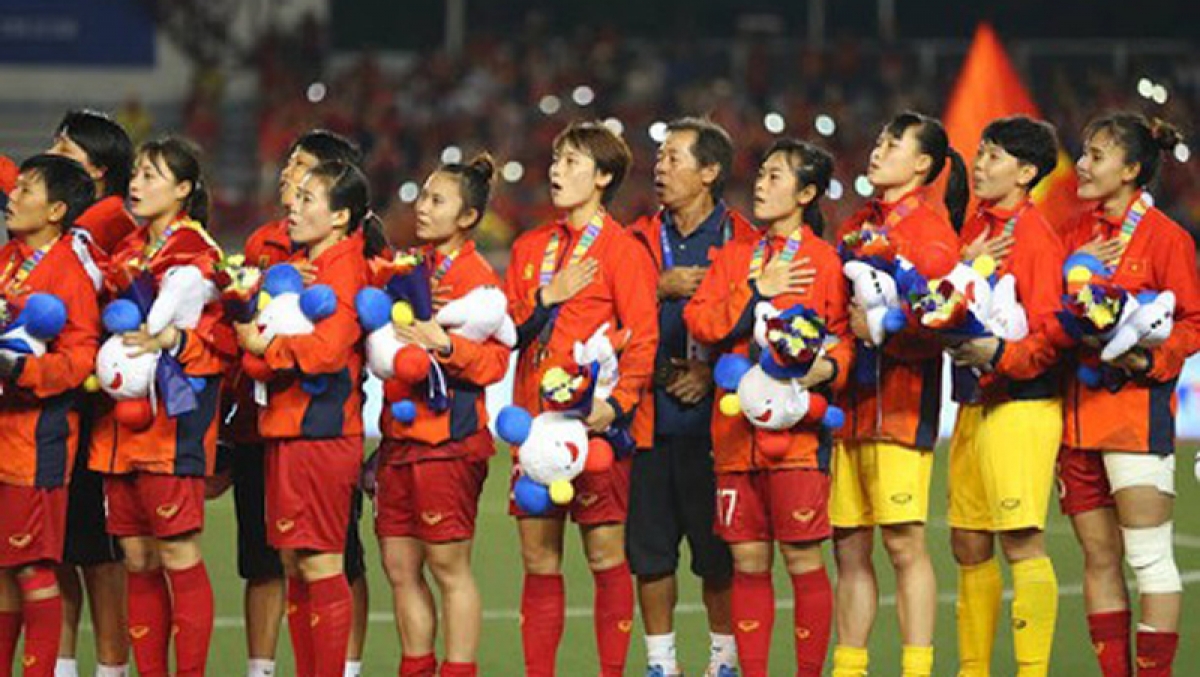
1122, 522, 1182, 594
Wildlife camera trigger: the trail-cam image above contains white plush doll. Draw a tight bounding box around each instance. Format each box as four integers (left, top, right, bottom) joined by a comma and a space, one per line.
240, 263, 337, 399
435, 286, 518, 347
145, 265, 218, 335
1099, 291, 1175, 363
95, 300, 160, 431
843, 260, 905, 347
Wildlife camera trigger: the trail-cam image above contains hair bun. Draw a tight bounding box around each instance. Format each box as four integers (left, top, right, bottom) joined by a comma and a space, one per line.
466, 152, 497, 185
1150, 118, 1183, 152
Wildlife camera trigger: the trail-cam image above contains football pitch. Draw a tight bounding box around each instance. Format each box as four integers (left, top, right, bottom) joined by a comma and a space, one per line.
70, 444, 1200, 675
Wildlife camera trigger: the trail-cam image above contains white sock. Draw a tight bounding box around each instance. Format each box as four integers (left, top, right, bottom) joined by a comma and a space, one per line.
95, 665, 129, 677
646, 632, 677, 671
247, 659, 276, 677
710, 632, 737, 665
55, 658, 78, 677
344, 660, 362, 677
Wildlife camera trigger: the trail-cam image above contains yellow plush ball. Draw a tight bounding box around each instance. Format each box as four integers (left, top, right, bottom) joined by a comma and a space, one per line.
719, 394, 742, 417
257, 291, 272, 308
392, 301, 415, 327
972, 255, 997, 279
83, 374, 101, 393
1067, 266, 1093, 286
549, 480, 575, 505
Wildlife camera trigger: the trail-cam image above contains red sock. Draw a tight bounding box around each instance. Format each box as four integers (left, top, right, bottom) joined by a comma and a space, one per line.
439, 662, 478, 676
308, 575, 352, 677
791, 568, 833, 677
127, 569, 171, 677
592, 563, 634, 677
399, 653, 437, 677
520, 573, 564, 677
0, 611, 20, 676
18, 567, 62, 677
732, 571, 775, 677
1136, 630, 1179, 677
166, 562, 213, 677
1087, 610, 1132, 677
288, 578, 315, 677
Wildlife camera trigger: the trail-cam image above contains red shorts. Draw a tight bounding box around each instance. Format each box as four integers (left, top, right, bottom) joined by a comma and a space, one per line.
0, 484, 68, 567
375, 441, 489, 542
104, 474, 206, 539
266, 437, 362, 553
1057, 446, 1115, 516
715, 468, 831, 544
508, 456, 632, 525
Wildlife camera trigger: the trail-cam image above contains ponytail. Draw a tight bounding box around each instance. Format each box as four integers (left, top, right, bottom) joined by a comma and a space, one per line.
1084, 112, 1183, 189
306, 160, 386, 258
943, 148, 968, 232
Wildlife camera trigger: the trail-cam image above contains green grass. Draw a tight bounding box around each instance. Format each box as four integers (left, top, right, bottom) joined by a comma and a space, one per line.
69, 443, 1200, 675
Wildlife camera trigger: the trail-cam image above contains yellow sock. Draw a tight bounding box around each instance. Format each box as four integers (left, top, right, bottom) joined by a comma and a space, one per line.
832, 645, 869, 677
1011, 557, 1058, 677
902, 645, 934, 677
957, 557, 1002, 676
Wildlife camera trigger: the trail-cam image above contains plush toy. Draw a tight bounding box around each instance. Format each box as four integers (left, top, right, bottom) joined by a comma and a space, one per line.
714, 303, 845, 459
902, 255, 1029, 343
435, 286, 518, 347
571, 323, 635, 457
497, 361, 615, 515
0, 293, 68, 358
94, 300, 162, 431
145, 265, 218, 335
241, 263, 337, 397
843, 260, 908, 347
839, 226, 898, 269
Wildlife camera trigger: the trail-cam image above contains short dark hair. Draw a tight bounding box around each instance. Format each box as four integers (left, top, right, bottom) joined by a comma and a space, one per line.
552, 121, 633, 204
290, 129, 363, 166
981, 116, 1060, 190
55, 109, 133, 198
665, 117, 734, 199
19, 154, 97, 230
1083, 112, 1183, 188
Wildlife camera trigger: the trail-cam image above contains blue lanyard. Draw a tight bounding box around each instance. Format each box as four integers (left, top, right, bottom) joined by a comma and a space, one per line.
659, 208, 731, 270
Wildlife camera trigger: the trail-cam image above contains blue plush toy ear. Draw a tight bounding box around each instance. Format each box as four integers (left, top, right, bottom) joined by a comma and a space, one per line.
882, 307, 908, 334
713, 354, 753, 391
1062, 252, 1112, 279
102, 299, 143, 334
19, 293, 68, 339
513, 474, 552, 515
894, 263, 926, 297
495, 406, 533, 445
262, 264, 305, 296
1134, 290, 1159, 306
823, 406, 846, 430
300, 285, 337, 321
391, 400, 417, 424
354, 287, 393, 332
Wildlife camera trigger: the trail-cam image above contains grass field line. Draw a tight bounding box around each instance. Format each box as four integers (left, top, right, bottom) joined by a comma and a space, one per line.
162, 568, 1196, 630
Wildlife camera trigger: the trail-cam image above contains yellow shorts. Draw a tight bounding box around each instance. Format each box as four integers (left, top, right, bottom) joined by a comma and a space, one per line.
830, 440, 933, 528
948, 399, 1063, 531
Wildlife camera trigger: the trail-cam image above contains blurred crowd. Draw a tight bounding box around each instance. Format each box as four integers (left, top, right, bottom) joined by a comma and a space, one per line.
202, 17, 1199, 256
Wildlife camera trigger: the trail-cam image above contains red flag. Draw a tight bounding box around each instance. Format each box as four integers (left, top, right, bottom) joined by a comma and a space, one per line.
943, 23, 1083, 231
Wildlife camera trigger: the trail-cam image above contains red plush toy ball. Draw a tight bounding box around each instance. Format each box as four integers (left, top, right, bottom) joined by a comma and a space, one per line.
393, 345, 430, 383
584, 437, 615, 473
114, 399, 154, 431
383, 378, 411, 403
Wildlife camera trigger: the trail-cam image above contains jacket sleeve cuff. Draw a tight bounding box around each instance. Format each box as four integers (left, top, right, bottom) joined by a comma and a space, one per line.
989, 338, 1007, 371
606, 396, 627, 423
516, 291, 555, 350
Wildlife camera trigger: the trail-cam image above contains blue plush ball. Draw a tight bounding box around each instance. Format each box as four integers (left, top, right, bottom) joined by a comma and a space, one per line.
262, 264, 305, 297
391, 399, 417, 423
355, 287, 394, 332
824, 406, 846, 430
20, 293, 68, 339
300, 284, 337, 321
1135, 290, 1159, 306
883, 307, 908, 334
495, 406, 533, 445
102, 299, 143, 334
713, 354, 753, 391
513, 474, 552, 515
